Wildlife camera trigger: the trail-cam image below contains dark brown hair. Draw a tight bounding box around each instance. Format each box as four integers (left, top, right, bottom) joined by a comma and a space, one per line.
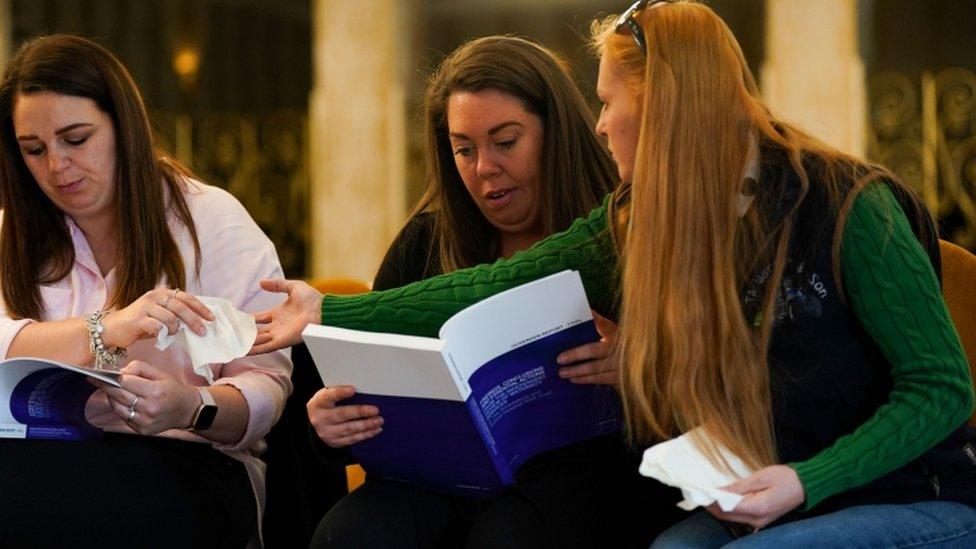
413, 35, 617, 272
0, 34, 200, 320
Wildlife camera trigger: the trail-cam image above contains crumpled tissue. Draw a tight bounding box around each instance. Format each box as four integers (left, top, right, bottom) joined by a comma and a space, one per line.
638, 427, 754, 512
155, 296, 256, 384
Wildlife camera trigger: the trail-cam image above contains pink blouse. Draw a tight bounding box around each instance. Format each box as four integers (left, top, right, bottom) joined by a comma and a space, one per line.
0, 180, 292, 531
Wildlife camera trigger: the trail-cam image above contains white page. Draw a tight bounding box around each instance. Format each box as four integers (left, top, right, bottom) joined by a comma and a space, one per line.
438, 270, 592, 397
302, 324, 464, 401
0, 358, 122, 388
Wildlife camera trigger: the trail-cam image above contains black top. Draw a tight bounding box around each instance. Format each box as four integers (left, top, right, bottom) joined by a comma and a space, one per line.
373, 212, 442, 290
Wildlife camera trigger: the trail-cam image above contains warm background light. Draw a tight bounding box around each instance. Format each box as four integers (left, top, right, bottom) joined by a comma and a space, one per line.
173, 46, 200, 78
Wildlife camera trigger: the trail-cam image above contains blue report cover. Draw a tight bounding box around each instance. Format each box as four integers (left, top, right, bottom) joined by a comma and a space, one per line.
0, 358, 122, 440
302, 270, 622, 497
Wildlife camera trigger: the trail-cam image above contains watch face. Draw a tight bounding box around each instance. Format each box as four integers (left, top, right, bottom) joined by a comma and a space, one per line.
194, 405, 218, 430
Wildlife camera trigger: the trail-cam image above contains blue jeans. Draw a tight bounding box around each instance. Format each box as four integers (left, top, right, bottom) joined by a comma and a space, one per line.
650, 501, 976, 548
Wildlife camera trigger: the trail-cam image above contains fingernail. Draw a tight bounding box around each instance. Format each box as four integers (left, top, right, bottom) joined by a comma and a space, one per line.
556, 355, 568, 365
558, 369, 569, 378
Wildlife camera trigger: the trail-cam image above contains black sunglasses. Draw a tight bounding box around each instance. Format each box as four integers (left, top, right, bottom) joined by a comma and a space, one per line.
614, 0, 671, 54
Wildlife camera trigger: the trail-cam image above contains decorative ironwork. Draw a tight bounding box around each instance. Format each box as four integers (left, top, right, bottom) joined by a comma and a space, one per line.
869, 68, 976, 250
154, 110, 310, 277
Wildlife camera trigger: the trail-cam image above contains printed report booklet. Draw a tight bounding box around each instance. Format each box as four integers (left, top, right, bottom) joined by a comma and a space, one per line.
0, 357, 122, 440
303, 270, 621, 497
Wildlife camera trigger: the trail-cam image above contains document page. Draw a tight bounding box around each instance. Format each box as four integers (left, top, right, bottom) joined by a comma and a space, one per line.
439, 270, 592, 398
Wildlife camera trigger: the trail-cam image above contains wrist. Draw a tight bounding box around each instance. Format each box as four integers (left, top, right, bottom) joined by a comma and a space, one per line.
85, 310, 127, 370
187, 386, 218, 432
182, 385, 203, 429
98, 311, 122, 349
307, 295, 324, 326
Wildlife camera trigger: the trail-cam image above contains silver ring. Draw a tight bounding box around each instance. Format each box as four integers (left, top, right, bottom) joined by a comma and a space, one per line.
127, 408, 136, 421
129, 396, 139, 409
162, 288, 179, 310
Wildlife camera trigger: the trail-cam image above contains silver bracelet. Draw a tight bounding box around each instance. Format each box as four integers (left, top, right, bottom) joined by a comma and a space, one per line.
85, 310, 127, 371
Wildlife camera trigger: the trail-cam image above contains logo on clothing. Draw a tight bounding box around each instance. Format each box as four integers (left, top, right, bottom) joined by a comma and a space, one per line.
744, 261, 827, 328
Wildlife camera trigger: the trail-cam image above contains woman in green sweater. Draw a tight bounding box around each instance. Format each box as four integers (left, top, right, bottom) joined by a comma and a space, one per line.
253, 1, 976, 546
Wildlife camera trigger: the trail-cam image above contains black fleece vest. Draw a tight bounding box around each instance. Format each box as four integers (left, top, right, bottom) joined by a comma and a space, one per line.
745, 146, 976, 515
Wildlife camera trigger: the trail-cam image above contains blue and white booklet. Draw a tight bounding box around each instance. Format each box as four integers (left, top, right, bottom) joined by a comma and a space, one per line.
302, 270, 622, 497
0, 357, 121, 440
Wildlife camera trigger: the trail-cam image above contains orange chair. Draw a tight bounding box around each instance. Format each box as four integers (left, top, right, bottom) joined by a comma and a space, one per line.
308, 277, 371, 296
306, 277, 371, 492
939, 240, 976, 426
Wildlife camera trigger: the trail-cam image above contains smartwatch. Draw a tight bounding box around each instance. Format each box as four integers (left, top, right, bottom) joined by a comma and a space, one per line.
189, 387, 218, 431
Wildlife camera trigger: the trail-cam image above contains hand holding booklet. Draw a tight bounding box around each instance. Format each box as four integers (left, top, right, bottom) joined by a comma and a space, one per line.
0, 358, 121, 440
303, 270, 622, 497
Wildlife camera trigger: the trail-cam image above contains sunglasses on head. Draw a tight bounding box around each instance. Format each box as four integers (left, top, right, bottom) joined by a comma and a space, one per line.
614, 0, 672, 54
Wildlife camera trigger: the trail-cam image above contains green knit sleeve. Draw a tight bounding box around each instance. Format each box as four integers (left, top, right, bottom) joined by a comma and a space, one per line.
790, 183, 973, 509
321, 195, 619, 338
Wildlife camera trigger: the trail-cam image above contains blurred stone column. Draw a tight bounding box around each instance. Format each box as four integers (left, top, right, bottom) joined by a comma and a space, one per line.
761, 0, 866, 155
309, 0, 407, 281
0, 0, 11, 75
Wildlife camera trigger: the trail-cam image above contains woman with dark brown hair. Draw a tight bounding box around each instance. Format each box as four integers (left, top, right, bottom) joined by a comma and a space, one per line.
302, 36, 683, 548
0, 35, 291, 547
388, 34, 618, 276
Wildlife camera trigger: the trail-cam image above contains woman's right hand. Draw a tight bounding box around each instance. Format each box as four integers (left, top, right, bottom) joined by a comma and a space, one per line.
555, 311, 619, 386
307, 385, 384, 448
101, 288, 214, 349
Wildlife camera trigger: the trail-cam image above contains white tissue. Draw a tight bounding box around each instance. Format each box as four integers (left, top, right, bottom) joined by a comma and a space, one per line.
154, 296, 257, 384
638, 427, 754, 512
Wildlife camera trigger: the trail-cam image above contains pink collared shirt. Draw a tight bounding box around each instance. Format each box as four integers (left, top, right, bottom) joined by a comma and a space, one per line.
0, 180, 292, 526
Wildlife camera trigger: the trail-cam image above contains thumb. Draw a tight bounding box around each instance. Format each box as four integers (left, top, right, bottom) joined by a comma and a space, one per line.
723, 472, 769, 495
308, 385, 355, 411
260, 279, 291, 294
591, 310, 617, 339
121, 360, 165, 380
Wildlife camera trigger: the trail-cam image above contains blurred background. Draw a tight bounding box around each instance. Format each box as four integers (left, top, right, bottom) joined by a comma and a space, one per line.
1, 0, 974, 282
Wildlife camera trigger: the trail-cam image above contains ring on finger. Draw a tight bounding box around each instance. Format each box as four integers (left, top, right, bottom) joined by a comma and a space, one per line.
161, 288, 180, 310
127, 408, 136, 421
129, 396, 139, 410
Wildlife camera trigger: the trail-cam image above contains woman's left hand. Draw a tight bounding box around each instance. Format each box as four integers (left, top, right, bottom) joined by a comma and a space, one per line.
251, 279, 323, 355
92, 360, 200, 435
706, 465, 806, 530
555, 311, 619, 386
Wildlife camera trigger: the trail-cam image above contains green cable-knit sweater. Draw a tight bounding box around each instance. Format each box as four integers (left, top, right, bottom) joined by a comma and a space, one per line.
322, 185, 972, 510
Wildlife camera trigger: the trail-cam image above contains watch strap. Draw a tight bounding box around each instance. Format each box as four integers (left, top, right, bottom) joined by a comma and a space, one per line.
197, 386, 216, 407
189, 387, 218, 431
